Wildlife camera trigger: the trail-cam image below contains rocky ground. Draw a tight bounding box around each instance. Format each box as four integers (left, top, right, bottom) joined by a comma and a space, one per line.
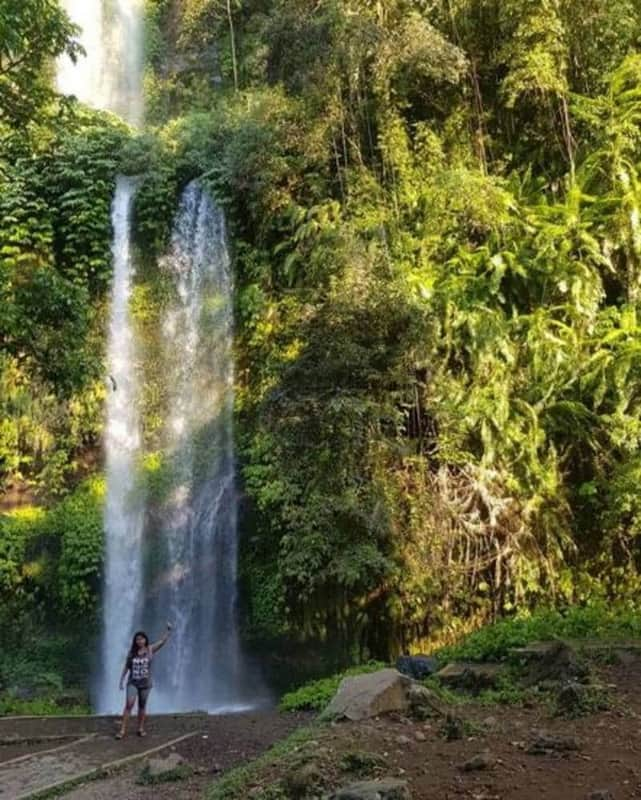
205, 651, 641, 800
4, 648, 641, 799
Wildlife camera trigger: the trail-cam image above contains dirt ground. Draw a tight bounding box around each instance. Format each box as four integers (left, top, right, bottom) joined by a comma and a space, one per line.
225, 659, 641, 800
35, 711, 309, 800
5, 659, 641, 799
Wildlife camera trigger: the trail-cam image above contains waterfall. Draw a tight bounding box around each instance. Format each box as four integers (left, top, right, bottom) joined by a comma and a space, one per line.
57, 0, 144, 126
56, 0, 146, 713
98, 177, 145, 714
57, 0, 259, 713
149, 182, 248, 712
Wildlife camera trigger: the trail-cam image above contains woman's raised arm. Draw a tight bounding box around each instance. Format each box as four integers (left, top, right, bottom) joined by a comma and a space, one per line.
151, 622, 173, 654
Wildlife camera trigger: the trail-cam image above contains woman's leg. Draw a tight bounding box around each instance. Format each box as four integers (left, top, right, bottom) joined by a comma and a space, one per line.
137, 687, 150, 735
117, 685, 137, 738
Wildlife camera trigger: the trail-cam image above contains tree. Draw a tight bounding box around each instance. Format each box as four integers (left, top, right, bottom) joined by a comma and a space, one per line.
0, 0, 81, 124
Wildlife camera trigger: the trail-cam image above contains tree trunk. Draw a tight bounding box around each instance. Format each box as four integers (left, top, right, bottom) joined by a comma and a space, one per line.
226, 0, 239, 92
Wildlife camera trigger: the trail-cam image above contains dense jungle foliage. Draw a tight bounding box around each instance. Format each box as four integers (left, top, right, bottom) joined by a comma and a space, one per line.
3, 0, 641, 690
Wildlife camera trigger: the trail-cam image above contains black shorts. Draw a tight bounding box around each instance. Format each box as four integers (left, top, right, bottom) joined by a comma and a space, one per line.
126, 681, 151, 708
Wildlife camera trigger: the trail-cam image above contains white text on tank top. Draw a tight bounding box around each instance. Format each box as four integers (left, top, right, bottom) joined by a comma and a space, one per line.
131, 653, 150, 681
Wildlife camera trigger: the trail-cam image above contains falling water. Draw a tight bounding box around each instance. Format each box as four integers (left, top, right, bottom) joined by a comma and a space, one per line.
148, 182, 248, 712
56, 0, 146, 712
57, 0, 144, 125
98, 177, 145, 714
57, 0, 258, 712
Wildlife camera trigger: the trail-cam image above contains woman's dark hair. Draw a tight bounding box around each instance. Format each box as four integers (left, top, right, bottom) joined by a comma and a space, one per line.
128, 631, 149, 659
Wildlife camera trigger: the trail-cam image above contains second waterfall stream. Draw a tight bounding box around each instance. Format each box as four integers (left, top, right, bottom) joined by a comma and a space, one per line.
149, 182, 246, 712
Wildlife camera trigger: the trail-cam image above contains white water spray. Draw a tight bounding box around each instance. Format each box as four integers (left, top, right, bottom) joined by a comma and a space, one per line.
58, 0, 144, 125
98, 177, 145, 713
149, 182, 249, 712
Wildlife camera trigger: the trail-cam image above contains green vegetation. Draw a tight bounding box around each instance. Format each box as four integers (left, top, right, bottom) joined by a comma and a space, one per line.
437, 604, 641, 663
208, 726, 319, 800
279, 661, 386, 712
5, 0, 641, 693
0, 694, 90, 716
0, 111, 128, 497
135, 0, 641, 659
0, 479, 104, 699
0, 0, 81, 124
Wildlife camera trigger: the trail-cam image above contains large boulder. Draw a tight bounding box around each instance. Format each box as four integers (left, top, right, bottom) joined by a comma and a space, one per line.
324, 669, 413, 721
330, 779, 411, 800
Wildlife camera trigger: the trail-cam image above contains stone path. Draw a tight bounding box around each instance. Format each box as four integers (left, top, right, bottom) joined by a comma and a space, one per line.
0, 716, 206, 799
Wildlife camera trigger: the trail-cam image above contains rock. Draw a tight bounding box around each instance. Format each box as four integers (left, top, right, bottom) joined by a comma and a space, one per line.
460, 751, 494, 771
407, 684, 442, 719
521, 641, 589, 688
331, 778, 411, 800
414, 731, 426, 742
556, 682, 587, 714
527, 732, 581, 755
396, 655, 439, 681
325, 669, 413, 721
442, 714, 465, 741
434, 662, 503, 692
145, 753, 186, 780
556, 682, 608, 716
587, 792, 614, 800
284, 762, 323, 797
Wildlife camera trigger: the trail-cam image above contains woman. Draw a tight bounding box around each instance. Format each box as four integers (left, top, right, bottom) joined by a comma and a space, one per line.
116, 623, 173, 739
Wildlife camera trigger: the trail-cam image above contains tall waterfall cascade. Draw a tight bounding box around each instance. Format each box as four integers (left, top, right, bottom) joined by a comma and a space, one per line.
56, 1, 257, 712
98, 177, 145, 713
151, 182, 247, 712
57, 0, 144, 126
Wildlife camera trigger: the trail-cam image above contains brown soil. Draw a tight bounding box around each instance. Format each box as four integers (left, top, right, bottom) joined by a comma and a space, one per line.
227, 660, 641, 800
40, 711, 310, 800
0, 736, 77, 764
7, 659, 641, 799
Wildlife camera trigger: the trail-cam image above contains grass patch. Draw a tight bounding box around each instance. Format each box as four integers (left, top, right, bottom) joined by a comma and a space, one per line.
436, 604, 641, 663
209, 726, 319, 800
339, 751, 387, 777
554, 683, 612, 718
279, 661, 387, 712
0, 695, 90, 716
